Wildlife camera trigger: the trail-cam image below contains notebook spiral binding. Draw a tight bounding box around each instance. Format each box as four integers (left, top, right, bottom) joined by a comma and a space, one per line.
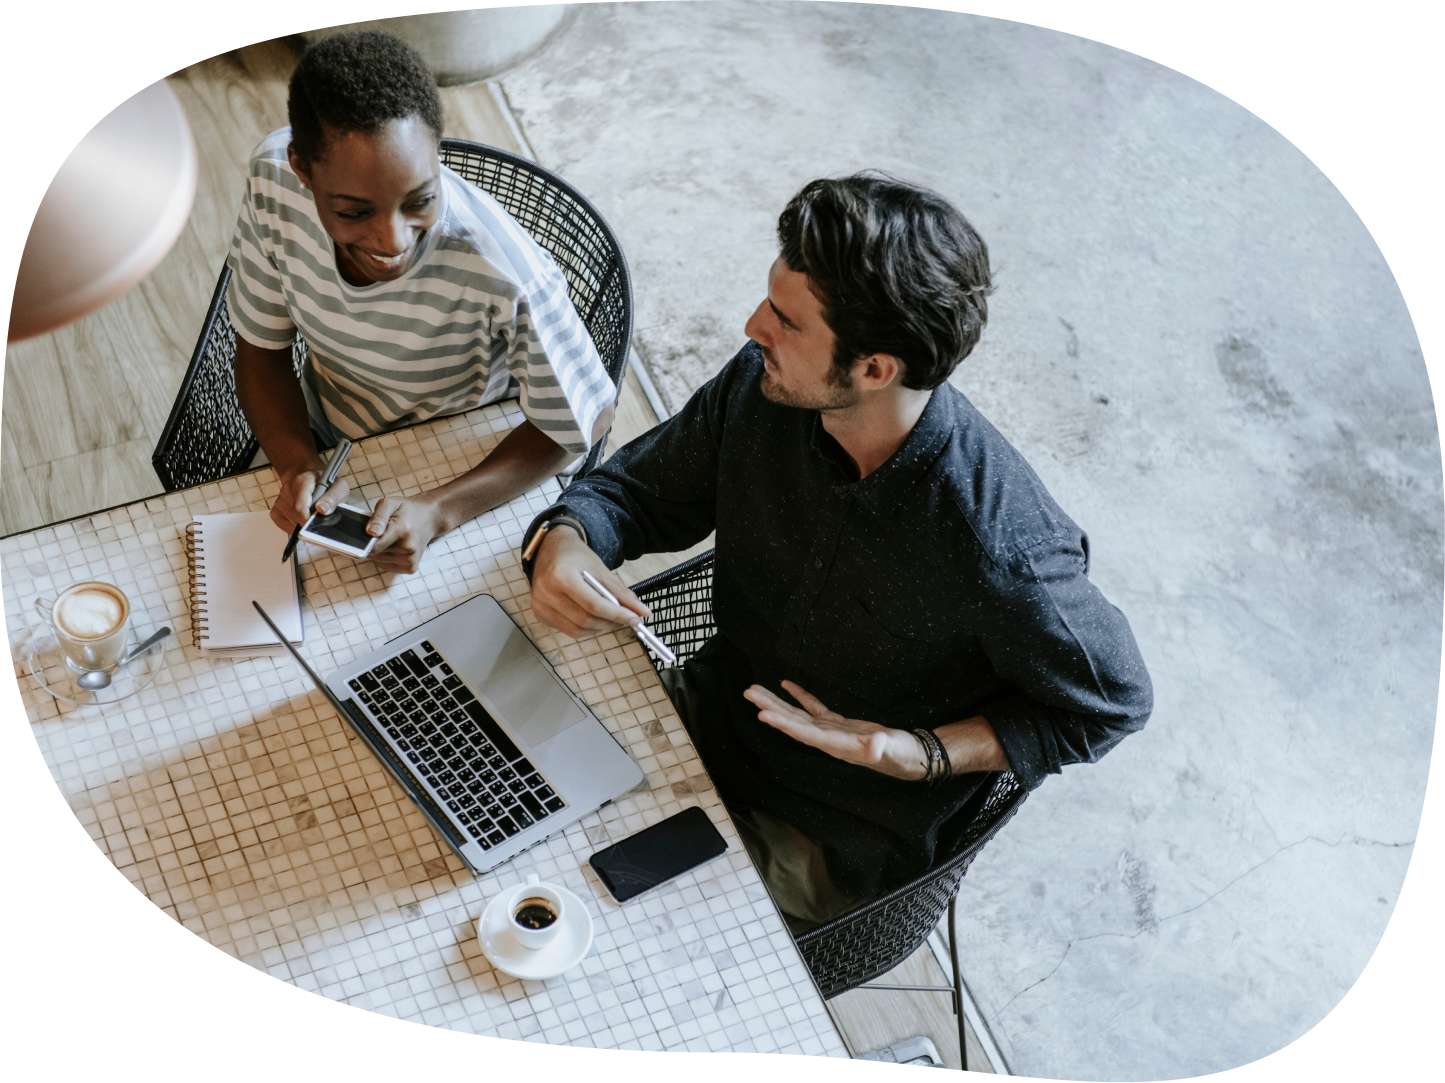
184, 521, 209, 647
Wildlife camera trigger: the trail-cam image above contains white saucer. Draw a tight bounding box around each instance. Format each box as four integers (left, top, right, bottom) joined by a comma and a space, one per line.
477, 884, 594, 980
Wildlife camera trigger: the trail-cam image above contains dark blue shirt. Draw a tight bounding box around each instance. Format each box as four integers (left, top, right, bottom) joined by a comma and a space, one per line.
527, 343, 1152, 896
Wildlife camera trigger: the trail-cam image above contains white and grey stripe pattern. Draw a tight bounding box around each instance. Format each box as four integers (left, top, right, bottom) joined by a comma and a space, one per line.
225, 128, 612, 455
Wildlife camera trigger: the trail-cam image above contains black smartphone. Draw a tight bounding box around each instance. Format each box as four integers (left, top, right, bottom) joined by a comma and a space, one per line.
588, 806, 729, 903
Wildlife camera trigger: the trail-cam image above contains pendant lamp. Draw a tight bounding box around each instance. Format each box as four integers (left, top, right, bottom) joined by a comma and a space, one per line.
9, 80, 197, 343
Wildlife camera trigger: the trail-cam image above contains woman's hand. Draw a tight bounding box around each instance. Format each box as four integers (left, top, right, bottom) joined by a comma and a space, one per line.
354, 419, 576, 576
743, 681, 926, 780
272, 467, 351, 535
363, 493, 448, 574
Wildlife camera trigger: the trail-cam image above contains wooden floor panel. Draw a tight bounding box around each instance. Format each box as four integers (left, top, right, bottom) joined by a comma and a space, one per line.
0, 421, 44, 533
24, 437, 160, 527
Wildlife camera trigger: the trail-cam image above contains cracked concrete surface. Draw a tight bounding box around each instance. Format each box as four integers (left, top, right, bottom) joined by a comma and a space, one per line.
497, 3, 1439, 1079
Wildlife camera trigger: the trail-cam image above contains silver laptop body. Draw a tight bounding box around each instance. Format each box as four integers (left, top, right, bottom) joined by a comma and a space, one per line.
261, 593, 643, 874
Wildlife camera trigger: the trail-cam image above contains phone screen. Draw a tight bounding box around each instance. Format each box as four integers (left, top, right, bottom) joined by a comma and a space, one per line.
304, 506, 372, 550
589, 806, 728, 903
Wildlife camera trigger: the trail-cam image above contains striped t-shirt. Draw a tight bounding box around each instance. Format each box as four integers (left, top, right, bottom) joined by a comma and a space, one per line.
225, 128, 613, 456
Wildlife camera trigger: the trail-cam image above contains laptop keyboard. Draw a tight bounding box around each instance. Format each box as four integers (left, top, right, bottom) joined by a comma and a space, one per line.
347, 640, 567, 850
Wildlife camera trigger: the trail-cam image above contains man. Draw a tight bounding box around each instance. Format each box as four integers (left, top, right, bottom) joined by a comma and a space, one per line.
227, 31, 613, 574
525, 175, 1153, 928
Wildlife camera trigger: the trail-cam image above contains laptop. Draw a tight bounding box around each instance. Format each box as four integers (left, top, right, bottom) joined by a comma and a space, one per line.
254, 593, 644, 874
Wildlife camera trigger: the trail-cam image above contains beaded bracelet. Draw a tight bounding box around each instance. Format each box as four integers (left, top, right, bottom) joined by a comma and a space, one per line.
911, 727, 954, 784
911, 728, 938, 782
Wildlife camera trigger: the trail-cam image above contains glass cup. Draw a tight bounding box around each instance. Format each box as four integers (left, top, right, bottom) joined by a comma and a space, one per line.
34, 581, 131, 673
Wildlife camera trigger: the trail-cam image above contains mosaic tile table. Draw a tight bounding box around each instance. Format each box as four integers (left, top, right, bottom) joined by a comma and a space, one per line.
3, 402, 847, 1058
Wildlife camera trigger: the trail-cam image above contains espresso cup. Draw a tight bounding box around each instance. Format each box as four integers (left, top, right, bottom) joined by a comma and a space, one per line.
35, 581, 131, 673
507, 873, 565, 950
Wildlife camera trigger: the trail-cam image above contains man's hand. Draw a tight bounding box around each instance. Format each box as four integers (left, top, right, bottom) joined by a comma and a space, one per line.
745, 680, 1012, 778
744, 681, 926, 779
363, 494, 448, 575
272, 466, 351, 535
529, 525, 651, 637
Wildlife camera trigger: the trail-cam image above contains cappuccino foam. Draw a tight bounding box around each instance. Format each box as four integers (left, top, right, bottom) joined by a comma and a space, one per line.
55, 584, 127, 639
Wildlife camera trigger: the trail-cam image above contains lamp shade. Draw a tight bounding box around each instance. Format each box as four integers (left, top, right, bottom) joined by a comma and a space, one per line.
9, 80, 198, 343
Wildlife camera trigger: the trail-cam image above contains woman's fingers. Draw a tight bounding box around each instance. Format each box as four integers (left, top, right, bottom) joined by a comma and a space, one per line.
273, 469, 354, 535
355, 497, 418, 572
367, 496, 402, 539
272, 473, 316, 533
372, 549, 418, 574
286, 480, 314, 530
313, 477, 350, 516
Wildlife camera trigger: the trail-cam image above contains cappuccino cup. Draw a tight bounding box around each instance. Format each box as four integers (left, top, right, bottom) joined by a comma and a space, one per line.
506, 874, 565, 950
35, 581, 131, 673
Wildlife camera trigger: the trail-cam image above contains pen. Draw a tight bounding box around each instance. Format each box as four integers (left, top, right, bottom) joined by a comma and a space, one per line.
281, 438, 354, 563
580, 569, 677, 666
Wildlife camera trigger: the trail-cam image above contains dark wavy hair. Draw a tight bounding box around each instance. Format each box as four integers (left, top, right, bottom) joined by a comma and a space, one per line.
288, 31, 444, 162
777, 174, 993, 390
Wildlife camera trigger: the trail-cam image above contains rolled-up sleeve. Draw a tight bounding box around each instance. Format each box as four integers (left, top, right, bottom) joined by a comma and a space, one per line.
976, 533, 1153, 789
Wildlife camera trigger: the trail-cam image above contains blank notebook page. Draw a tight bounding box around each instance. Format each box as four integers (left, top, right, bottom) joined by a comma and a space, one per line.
193, 512, 302, 649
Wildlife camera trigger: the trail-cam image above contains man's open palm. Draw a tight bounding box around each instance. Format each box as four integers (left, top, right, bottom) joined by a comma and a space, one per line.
743, 681, 922, 780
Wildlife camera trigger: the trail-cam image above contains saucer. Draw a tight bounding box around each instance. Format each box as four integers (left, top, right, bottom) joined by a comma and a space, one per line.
477, 884, 594, 980
20, 625, 170, 706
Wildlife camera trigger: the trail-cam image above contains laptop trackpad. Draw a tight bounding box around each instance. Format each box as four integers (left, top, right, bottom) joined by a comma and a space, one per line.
487, 654, 587, 747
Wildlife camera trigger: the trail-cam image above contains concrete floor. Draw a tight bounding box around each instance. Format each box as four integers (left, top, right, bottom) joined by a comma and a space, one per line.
497, 3, 1440, 1079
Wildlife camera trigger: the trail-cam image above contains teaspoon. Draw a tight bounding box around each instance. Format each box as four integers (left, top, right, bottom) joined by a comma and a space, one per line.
76, 626, 173, 691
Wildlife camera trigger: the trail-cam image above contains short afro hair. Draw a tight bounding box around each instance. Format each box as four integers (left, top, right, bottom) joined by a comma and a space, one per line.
777, 174, 993, 391
288, 30, 444, 162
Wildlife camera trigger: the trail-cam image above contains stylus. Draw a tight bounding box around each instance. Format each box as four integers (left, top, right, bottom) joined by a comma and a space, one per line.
281, 438, 355, 563
580, 570, 677, 666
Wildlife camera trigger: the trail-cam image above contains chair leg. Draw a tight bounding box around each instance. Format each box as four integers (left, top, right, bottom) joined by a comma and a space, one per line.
849, 896, 978, 1070
949, 898, 967, 1072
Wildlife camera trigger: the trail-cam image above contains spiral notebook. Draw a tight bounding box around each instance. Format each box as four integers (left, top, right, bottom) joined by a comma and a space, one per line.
184, 511, 303, 657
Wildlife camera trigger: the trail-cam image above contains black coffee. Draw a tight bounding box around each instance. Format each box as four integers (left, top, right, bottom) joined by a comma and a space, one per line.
514, 899, 558, 929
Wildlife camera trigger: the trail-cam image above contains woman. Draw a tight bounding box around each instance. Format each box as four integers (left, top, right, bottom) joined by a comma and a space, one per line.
227, 31, 614, 573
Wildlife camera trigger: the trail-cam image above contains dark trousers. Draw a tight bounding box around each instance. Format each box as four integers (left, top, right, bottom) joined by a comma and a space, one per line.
659, 666, 870, 934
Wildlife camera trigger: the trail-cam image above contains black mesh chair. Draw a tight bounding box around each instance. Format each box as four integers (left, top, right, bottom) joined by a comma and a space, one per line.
631, 550, 1029, 1070
151, 139, 632, 492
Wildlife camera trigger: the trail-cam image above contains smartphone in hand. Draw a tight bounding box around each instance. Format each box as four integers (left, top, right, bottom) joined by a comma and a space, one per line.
298, 503, 378, 559
589, 806, 729, 904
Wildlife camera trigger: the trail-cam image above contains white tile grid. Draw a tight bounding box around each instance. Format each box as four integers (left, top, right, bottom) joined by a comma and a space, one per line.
2, 403, 845, 1058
